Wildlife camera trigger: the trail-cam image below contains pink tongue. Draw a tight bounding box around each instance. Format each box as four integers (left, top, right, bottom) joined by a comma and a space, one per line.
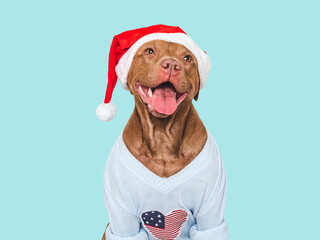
152, 86, 177, 115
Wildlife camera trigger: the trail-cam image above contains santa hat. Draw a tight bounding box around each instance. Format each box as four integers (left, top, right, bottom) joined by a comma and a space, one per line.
96, 24, 211, 121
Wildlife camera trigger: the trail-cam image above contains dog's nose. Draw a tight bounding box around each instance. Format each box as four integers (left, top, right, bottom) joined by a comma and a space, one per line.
161, 58, 181, 75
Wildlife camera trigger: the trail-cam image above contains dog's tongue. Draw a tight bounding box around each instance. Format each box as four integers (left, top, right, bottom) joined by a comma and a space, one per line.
152, 85, 177, 115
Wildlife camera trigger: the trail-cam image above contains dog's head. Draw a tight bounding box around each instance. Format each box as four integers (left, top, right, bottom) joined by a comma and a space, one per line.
127, 40, 200, 118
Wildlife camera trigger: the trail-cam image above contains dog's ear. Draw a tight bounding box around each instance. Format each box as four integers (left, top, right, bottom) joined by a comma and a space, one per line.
194, 89, 199, 101
194, 74, 200, 101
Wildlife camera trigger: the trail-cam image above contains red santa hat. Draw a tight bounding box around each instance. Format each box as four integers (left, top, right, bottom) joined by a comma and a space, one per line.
96, 24, 211, 121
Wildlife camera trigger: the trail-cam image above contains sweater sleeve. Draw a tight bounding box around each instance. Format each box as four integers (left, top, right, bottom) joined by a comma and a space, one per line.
104, 186, 148, 240
189, 151, 229, 240
103, 137, 148, 240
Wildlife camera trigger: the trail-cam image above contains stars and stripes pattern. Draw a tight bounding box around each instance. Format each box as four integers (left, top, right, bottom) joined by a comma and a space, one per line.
141, 209, 188, 240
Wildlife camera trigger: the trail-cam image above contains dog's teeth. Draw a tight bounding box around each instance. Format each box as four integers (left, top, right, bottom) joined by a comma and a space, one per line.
148, 88, 153, 97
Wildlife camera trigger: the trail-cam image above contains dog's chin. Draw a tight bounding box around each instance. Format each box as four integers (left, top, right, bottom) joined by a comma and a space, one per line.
135, 81, 188, 118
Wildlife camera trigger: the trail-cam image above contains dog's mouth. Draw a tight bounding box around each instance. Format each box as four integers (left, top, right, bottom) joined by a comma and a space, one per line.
136, 82, 188, 116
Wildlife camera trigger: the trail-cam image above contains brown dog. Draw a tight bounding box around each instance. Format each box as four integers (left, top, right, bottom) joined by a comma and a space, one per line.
102, 39, 207, 238
100, 26, 228, 240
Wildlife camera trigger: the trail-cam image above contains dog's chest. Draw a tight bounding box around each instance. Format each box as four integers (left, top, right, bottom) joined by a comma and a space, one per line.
123, 132, 207, 178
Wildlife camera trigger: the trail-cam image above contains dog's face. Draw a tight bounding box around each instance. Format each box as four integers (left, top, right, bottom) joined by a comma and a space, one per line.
127, 40, 200, 118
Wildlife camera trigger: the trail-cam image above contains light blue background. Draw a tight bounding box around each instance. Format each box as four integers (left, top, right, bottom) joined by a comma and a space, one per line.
1, 0, 319, 239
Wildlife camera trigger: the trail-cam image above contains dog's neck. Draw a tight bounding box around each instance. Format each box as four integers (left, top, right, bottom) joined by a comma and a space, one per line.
122, 99, 207, 178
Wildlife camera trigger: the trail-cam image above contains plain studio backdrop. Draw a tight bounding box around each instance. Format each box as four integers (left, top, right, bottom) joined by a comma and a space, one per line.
0, 0, 319, 239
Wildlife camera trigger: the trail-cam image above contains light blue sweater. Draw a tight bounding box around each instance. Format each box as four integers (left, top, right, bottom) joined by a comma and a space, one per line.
103, 132, 228, 240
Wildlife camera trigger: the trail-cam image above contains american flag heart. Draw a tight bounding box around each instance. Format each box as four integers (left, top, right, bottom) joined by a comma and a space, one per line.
141, 209, 188, 240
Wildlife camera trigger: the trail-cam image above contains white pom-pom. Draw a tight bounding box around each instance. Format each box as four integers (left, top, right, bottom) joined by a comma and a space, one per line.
96, 103, 117, 121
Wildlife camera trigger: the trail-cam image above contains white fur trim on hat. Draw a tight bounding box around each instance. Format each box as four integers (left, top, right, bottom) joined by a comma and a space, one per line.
96, 103, 117, 121
115, 32, 211, 91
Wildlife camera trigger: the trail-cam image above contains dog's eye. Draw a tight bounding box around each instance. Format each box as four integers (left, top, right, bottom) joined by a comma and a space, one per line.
183, 55, 192, 62
145, 48, 155, 55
